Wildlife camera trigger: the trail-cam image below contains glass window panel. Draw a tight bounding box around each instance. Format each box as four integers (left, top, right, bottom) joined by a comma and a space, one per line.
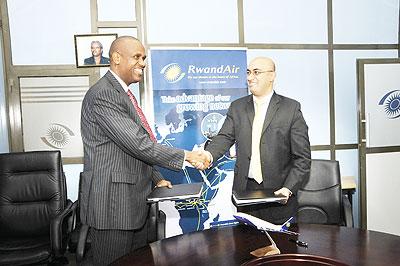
7, 0, 91, 65
146, 0, 238, 43
311, 150, 330, 159
333, 0, 399, 43
63, 164, 83, 201
366, 152, 400, 235
244, 0, 327, 44
336, 149, 359, 227
248, 50, 330, 145
98, 28, 138, 37
97, 0, 136, 21
334, 50, 398, 144
20, 76, 89, 158
0, 30, 8, 153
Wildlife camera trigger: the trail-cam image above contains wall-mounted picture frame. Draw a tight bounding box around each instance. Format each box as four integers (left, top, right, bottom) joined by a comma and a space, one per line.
74, 33, 117, 68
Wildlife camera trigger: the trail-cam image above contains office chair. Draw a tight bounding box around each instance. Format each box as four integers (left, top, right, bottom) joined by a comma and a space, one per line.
68, 173, 91, 262
70, 173, 166, 263
147, 202, 166, 243
297, 159, 353, 227
0, 150, 75, 265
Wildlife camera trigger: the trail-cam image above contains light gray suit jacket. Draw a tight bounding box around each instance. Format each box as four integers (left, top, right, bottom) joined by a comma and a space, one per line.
80, 71, 185, 230
206, 93, 311, 214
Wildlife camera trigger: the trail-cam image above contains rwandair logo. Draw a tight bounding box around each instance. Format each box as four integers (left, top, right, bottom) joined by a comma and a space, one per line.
160, 63, 185, 83
378, 89, 400, 119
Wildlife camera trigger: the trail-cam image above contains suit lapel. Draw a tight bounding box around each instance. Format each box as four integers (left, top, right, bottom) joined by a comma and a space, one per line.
105, 71, 134, 107
105, 71, 153, 137
105, 71, 142, 123
262, 93, 280, 135
105, 71, 125, 94
245, 96, 255, 128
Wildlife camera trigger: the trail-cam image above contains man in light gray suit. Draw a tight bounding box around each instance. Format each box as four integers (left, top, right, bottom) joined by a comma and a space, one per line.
205, 57, 311, 224
80, 36, 208, 265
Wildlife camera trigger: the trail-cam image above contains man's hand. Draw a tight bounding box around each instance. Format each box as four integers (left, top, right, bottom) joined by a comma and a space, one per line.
274, 187, 292, 204
156, 179, 172, 188
185, 150, 211, 170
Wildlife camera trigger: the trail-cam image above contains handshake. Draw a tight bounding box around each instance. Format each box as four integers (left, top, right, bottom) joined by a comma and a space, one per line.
185, 150, 212, 170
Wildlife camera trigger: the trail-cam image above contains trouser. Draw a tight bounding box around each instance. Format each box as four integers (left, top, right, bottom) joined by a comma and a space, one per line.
81, 222, 148, 266
237, 178, 298, 224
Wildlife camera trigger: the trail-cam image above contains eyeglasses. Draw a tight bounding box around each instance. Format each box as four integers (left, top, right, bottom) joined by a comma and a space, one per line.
246, 69, 274, 76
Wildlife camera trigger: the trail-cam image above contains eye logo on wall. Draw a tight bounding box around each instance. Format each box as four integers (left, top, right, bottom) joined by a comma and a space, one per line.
160, 63, 185, 83
40, 123, 75, 149
378, 89, 400, 119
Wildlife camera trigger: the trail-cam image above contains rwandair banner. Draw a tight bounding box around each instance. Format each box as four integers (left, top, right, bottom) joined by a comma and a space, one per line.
149, 48, 247, 237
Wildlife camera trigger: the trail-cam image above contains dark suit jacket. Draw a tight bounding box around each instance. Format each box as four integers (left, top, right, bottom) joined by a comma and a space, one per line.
80, 71, 185, 230
206, 93, 311, 216
84, 56, 110, 65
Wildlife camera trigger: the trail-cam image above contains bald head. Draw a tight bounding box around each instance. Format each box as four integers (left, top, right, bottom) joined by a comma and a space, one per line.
109, 36, 146, 85
109, 36, 140, 59
247, 56, 276, 97
248, 57, 276, 72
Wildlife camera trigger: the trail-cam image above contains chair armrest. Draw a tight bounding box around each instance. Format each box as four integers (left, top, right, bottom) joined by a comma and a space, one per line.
157, 210, 166, 240
147, 203, 166, 242
76, 224, 90, 263
342, 195, 354, 227
68, 200, 79, 234
147, 203, 158, 243
50, 200, 76, 256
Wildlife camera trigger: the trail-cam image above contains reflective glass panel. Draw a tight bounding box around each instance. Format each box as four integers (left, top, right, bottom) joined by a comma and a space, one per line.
336, 149, 359, 227
334, 50, 398, 144
7, 0, 90, 65
97, 0, 136, 21
311, 150, 331, 160
98, 28, 138, 37
333, 0, 399, 43
146, 0, 238, 43
0, 30, 8, 152
244, 0, 327, 43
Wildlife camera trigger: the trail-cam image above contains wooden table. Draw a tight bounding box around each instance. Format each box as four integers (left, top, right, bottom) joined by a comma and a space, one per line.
111, 224, 400, 266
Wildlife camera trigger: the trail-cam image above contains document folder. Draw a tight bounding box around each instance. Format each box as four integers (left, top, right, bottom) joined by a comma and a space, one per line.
232, 189, 287, 206
147, 182, 204, 202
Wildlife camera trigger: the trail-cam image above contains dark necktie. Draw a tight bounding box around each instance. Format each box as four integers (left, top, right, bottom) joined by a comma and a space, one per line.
127, 89, 157, 142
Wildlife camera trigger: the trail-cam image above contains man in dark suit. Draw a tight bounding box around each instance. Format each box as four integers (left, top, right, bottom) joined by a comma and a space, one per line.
83, 40, 110, 65
205, 57, 311, 224
80, 36, 208, 265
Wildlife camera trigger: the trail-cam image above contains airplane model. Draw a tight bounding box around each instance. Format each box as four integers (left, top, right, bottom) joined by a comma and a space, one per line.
233, 212, 299, 235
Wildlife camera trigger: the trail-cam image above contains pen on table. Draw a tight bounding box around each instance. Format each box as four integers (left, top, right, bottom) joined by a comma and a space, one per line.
289, 238, 308, 247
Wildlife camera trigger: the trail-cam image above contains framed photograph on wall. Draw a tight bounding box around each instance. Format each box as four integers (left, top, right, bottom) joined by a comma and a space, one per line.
74, 33, 117, 68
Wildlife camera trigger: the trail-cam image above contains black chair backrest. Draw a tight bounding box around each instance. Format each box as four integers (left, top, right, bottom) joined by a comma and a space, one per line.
0, 150, 66, 237
297, 159, 342, 225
